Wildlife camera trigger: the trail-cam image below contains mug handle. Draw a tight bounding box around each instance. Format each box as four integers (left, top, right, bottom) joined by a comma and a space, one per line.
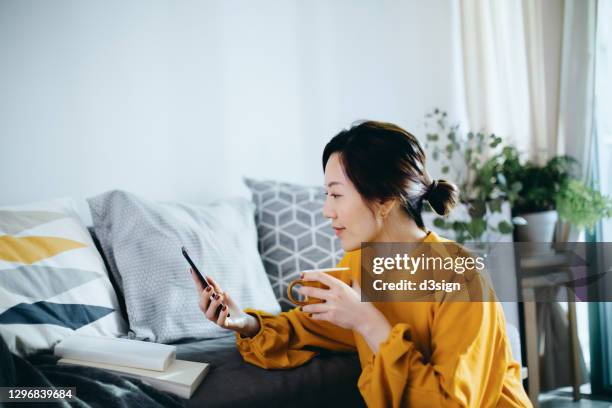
287, 280, 309, 306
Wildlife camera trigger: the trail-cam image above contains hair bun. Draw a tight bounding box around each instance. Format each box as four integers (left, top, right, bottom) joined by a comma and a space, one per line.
425, 180, 438, 200
426, 179, 458, 216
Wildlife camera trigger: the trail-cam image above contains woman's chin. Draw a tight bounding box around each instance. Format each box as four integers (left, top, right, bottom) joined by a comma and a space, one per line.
340, 239, 360, 252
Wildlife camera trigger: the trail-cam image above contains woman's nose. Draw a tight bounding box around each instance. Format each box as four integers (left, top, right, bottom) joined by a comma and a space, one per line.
322, 198, 335, 219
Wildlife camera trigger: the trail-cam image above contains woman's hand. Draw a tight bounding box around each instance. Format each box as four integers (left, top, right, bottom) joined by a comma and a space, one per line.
298, 272, 392, 353
190, 269, 260, 338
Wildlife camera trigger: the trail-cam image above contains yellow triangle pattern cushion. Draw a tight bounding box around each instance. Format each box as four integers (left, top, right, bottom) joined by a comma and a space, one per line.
0, 236, 87, 264
0, 198, 127, 356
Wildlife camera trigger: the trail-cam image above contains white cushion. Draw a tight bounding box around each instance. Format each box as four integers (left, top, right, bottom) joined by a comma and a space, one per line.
0, 198, 127, 355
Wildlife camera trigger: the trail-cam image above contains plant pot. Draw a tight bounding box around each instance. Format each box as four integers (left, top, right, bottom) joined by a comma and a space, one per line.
556, 220, 582, 243
514, 210, 558, 242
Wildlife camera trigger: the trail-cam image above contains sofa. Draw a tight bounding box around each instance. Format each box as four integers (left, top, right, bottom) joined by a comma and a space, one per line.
0, 186, 525, 407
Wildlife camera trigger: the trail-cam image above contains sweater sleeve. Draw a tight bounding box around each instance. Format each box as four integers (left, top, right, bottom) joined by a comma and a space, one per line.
357, 287, 528, 407
235, 307, 356, 369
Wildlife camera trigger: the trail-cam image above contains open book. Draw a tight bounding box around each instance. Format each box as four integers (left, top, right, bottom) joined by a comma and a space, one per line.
54, 334, 176, 371
58, 358, 209, 399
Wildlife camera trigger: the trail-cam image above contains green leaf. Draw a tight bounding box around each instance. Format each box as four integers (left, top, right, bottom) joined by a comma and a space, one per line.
441, 165, 449, 174
555, 179, 612, 231
498, 220, 513, 234
466, 218, 487, 238
488, 199, 502, 213
452, 221, 466, 232
433, 218, 447, 229
511, 181, 522, 193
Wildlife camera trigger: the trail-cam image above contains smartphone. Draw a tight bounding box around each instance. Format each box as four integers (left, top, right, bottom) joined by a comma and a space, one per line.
182, 246, 210, 289
182, 246, 229, 317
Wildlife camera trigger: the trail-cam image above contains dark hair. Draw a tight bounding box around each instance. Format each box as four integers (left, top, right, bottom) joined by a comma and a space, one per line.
322, 120, 458, 229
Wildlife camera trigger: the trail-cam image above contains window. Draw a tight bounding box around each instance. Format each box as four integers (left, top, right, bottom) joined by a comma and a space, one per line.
589, 0, 612, 397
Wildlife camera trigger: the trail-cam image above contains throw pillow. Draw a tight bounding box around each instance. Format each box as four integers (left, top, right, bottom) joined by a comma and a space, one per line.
243, 177, 344, 310
0, 198, 127, 355
87, 190, 281, 343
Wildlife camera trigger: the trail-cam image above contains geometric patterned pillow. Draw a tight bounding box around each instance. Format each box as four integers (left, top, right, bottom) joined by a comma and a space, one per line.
243, 177, 344, 310
0, 198, 127, 356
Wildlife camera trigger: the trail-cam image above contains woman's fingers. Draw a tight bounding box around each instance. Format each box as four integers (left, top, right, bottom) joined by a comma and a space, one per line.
194, 274, 238, 328
297, 285, 331, 301
205, 291, 223, 320
216, 304, 230, 326
301, 271, 341, 287
301, 302, 328, 314
199, 287, 213, 313
309, 311, 332, 322
198, 283, 235, 326
205, 275, 224, 295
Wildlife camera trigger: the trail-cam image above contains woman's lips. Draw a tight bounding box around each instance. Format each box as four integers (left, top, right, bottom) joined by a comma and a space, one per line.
334, 228, 345, 236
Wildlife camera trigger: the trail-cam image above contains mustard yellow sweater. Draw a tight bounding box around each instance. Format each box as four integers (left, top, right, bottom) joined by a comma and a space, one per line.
235, 231, 532, 407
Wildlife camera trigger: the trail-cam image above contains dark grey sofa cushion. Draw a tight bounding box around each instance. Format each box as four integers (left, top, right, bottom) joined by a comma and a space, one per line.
175, 336, 365, 408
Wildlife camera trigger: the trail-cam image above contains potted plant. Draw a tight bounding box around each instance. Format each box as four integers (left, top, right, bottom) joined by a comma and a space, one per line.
423, 109, 516, 243
497, 147, 612, 241
496, 148, 579, 241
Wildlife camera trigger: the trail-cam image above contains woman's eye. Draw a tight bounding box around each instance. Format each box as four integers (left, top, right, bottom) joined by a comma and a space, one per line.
326, 193, 341, 198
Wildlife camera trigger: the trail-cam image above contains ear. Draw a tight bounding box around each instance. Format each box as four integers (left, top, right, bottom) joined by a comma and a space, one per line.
376, 198, 397, 219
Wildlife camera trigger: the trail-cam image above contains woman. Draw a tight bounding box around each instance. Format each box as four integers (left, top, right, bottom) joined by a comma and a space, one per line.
191, 121, 532, 407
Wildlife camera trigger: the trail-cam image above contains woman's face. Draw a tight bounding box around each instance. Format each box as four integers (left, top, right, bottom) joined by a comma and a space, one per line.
323, 152, 381, 252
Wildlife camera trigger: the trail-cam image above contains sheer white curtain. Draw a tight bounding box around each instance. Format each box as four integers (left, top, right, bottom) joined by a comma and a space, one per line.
458, 0, 534, 157
556, 0, 597, 177
457, 0, 595, 167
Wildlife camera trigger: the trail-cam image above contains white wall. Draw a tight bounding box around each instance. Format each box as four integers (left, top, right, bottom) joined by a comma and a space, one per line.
0, 0, 461, 223
0, 1, 524, 332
